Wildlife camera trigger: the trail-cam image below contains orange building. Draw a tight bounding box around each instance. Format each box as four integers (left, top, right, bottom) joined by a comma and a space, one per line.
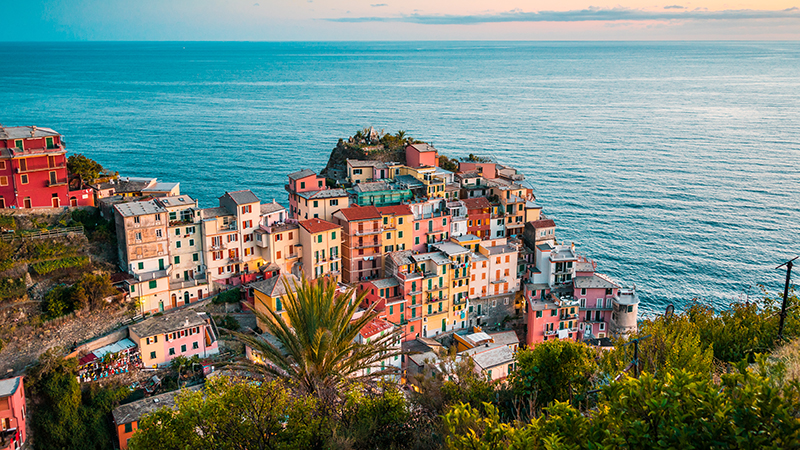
332, 205, 383, 283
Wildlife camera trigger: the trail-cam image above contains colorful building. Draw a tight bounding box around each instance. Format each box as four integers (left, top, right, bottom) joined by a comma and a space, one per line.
286, 168, 348, 221
128, 310, 219, 368
0, 376, 26, 450
112, 386, 202, 449
251, 274, 299, 329
332, 205, 384, 283
351, 181, 412, 207
298, 218, 342, 282
157, 195, 209, 305
377, 204, 414, 256
405, 143, 438, 168
0, 126, 69, 209
462, 197, 491, 239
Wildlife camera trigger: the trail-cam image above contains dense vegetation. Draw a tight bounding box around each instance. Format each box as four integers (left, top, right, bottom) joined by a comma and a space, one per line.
67, 154, 106, 183
41, 273, 117, 319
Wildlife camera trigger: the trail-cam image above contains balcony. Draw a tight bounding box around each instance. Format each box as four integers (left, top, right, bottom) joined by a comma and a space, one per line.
16, 162, 67, 174
209, 242, 228, 251
48, 177, 69, 187
424, 294, 448, 304
133, 265, 172, 281
560, 313, 578, 321
330, 254, 341, 261
353, 242, 380, 249
286, 253, 300, 260
354, 227, 383, 236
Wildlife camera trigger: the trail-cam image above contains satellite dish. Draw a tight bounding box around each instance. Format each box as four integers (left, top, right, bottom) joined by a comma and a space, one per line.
665, 304, 675, 318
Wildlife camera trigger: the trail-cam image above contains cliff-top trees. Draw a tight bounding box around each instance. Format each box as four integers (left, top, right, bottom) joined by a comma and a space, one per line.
234, 275, 403, 401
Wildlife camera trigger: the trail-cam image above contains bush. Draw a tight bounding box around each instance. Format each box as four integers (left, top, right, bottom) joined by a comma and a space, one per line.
212, 288, 240, 304
30, 256, 90, 275
41, 273, 116, 319
0, 277, 26, 302
67, 154, 104, 183
216, 314, 240, 331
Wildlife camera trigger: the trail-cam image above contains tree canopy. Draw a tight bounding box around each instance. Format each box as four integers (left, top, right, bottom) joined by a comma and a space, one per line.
67, 153, 105, 183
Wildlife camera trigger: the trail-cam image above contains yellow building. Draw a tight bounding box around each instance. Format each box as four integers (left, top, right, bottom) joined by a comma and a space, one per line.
432, 241, 471, 330
251, 274, 299, 330
377, 204, 414, 256
397, 165, 447, 199
254, 223, 301, 276
295, 188, 350, 222
298, 218, 343, 282
414, 252, 452, 337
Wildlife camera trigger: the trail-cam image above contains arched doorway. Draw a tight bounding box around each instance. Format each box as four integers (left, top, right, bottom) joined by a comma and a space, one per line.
171, 293, 177, 308
70, 197, 78, 207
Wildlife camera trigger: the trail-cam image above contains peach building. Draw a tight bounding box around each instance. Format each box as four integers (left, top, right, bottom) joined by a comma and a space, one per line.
332, 205, 384, 283
251, 274, 300, 329
377, 204, 414, 255
129, 310, 219, 368
286, 168, 349, 221
298, 218, 342, 282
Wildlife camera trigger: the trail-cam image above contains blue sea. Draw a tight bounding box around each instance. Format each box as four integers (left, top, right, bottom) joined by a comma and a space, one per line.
1, 41, 799, 315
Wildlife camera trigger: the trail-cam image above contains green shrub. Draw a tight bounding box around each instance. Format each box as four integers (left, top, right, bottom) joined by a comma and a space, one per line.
212, 288, 240, 304
30, 256, 90, 275
0, 277, 26, 302
216, 314, 240, 330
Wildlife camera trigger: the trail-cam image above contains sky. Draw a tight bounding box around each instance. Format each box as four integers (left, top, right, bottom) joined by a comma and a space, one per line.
1, 0, 799, 40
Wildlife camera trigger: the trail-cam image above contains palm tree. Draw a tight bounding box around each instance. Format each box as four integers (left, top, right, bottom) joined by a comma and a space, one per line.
395, 130, 406, 141
234, 275, 403, 401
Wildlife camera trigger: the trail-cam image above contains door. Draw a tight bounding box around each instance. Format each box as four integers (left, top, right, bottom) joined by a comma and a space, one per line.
197, 289, 203, 299
184, 291, 190, 305
23, 198, 32, 208
70, 197, 77, 207
159, 259, 165, 270
159, 301, 164, 312
183, 271, 189, 281
51, 196, 59, 208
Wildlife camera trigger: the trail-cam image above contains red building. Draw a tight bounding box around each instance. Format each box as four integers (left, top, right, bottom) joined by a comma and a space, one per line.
405, 143, 438, 168
0, 376, 27, 450
462, 197, 492, 239
0, 125, 94, 209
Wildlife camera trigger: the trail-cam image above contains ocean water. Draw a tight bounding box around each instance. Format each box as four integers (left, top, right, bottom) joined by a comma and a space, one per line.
1, 41, 798, 315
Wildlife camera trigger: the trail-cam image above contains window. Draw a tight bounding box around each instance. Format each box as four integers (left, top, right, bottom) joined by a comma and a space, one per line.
398, 217, 404, 225
193, 341, 199, 349
135, 232, 142, 241
599, 322, 606, 331
169, 348, 175, 355
330, 199, 338, 206
138, 262, 144, 270
176, 241, 182, 248
398, 231, 403, 238
276, 297, 283, 310
149, 280, 157, 289
627, 305, 634, 313
331, 231, 336, 240
189, 239, 194, 246
536, 310, 542, 318
581, 288, 587, 296
415, 237, 420, 245
580, 298, 586, 308
353, 169, 362, 175
300, 181, 306, 189
20, 174, 28, 184
551, 309, 557, 316
124, 422, 133, 433
442, 218, 447, 226
174, 256, 180, 264
415, 222, 420, 230
156, 229, 162, 238
313, 200, 318, 208
14, 140, 23, 150
150, 351, 156, 359
0, 176, 7, 186
155, 213, 161, 221
181, 344, 187, 352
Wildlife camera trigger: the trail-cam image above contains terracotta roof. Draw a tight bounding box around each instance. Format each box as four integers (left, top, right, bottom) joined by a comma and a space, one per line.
336, 205, 381, 221
359, 317, 394, 339
377, 204, 412, 217
529, 219, 556, 228
462, 197, 491, 210
299, 218, 340, 234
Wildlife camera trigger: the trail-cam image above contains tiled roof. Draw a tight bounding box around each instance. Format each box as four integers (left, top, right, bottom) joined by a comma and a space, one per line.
359, 317, 394, 339
222, 190, 259, 205
347, 159, 389, 169
260, 201, 286, 215
462, 343, 514, 370
0, 125, 59, 140
488, 330, 520, 347
288, 169, 317, 180
200, 206, 231, 219
297, 188, 348, 200
462, 197, 491, 210
112, 386, 202, 425
336, 205, 381, 221
377, 204, 413, 216
368, 277, 400, 289
0, 377, 21, 397
529, 219, 556, 228
574, 273, 619, 289
114, 199, 166, 218
299, 218, 340, 234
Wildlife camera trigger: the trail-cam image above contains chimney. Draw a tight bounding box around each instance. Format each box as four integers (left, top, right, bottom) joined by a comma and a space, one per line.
30, 126, 36, 137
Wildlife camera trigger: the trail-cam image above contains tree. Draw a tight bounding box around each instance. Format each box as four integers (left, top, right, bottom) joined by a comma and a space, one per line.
510, 340, 598, 410
129, 376, 325, 450
233, 275, 403, 402
67, 154, 104, 183
438, 155, 459, 172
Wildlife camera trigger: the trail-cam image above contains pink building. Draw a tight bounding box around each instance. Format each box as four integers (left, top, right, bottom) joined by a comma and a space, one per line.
457, 162, 497, 179
524, 285, 581, 345
129, 310, 220, 368
574, 256, 619, 340
286, 169, 327, 219
0, 376, 26, 450
405, 143, 438, 168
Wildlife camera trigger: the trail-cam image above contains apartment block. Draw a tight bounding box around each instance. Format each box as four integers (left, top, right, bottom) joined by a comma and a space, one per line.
156, 196, 209, 305
332, 205, 384, 283
129, 310, 219, 368
298, 218, 342, 282
286, 168, 349, 221
377, 204, 414, 255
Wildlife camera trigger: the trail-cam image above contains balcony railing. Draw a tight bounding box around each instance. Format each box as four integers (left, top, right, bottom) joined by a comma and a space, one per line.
16, 162, 67, 173
48, 177, 69, 187
353, 242, 380, 249
354, 227, 383, 236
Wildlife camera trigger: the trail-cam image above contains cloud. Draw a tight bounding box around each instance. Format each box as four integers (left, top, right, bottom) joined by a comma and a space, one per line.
327, 7, 800, 24
664, 5, 685, 9
371, 3, 388, 6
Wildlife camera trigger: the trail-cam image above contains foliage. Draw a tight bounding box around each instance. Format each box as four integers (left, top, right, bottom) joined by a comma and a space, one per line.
461, 154, 492, 163
445, 359, 800, 450
41, 273, 116, 319
26, 350, 128, 450
69, 208, 116, 244
128, 376, 326, 450
335, 383, 415, 449
600, 311, 715, 379
0, 215, 15, 231
67, 153, 104, 182
213, 288, 241, 304
30, 255, 90, 275
510, 340, 598, 410
0, 276, 26, 302
438, 154, 460, 172
233, 275, 403, 401
21, 239, 76, 261
216, 314, 241, 330
0, 240, 14, 271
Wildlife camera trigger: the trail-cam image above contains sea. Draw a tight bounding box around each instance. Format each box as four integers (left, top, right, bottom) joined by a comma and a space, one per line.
1, 41, 798, 316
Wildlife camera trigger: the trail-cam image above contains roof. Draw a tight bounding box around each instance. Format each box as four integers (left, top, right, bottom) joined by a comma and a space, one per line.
574, 273, 620, 289
347, 159, 389, 169
222, 190, 259, 205
488, 330, 520, 347
112, 386, 202, 425
0, 377, 21, 397
360, 318, 394, 339
260, 201, 286, 215
484, 244, 516, 255
92, 338, 137, 359
529, 219, 556, 228
249, 274, 299, 298
95, 178, 155, 193
200, 206, 232, 219
369, 277, 400, 289
462, 343, 514, 370
142, 182, 179, 193
114, 200, 166, 218
388, 250, 415, 266
432, 241, 469, 256
453, 234, 480, 243
0, 125, 59, 140
377, 204, 413, 217
551, 246, 577, 262
336, 205, 381, 221
297, 188, 349, 200
156, 196, 195, 208
393, 175, 424, 188
299, 218, 340, 234
462, 197, 491, 210
129, 310, 210, 338
407, 143, 437, 153
353, 181, 393, 193
462, 331, 492, 346
412, 251, 452, 267
537, 242, 554, 252
288, 169, 317, 180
